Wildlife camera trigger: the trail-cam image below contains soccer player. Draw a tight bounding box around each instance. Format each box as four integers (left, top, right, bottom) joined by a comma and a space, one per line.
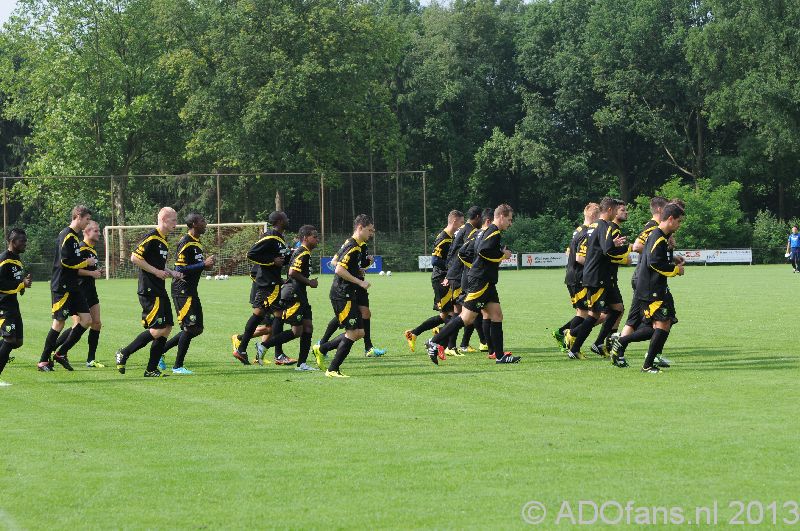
231, 211, 291, 365
404, 210, 464, 354
0, 229, 33, 387
51, 220, 106, 367
37, 206, 98, 372
115, 207, 183, 377
608, 196, 667, 368
636, 202, 686, 373
162, 213, 216, 375
311, 214, 374, 377
445, 206, 484, 355
456, 208, 494, 358
425, 204, 520, 365
255, 225, 321, 371
787, 225, 800, 272
552, 202, 600, 351
565, 197, 630, 360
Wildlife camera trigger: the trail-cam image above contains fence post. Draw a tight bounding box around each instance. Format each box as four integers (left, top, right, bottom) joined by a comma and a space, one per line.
216, 172, 222, 246
422, 171, 428, 255
2, 176, 6, 239
320, 173, 325, 258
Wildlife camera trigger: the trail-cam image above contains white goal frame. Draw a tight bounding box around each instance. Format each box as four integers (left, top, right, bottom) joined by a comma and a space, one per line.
103, 222, 268, 280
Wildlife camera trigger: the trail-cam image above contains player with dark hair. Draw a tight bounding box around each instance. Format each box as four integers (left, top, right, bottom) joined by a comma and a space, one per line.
115, 207, 183, 377
446, 206, 484, 355
161, 213, 216, 374
0, 229, 33, 387
636, 202, 686, 373
565, 197, 631, 360
51, 219, 105, 367
256, 225, 321, 371
312, 214, 375, 377
426, 204, 520, 365
37, 205, 97, 372
404, 209, 464, 353
456, 208, 494, 357
608, 196, 668, 368
231, 211, 291, 366
552, 202, 600, 351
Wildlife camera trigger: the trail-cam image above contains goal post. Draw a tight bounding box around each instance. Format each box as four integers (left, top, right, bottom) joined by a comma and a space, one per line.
103, 222, 269, 280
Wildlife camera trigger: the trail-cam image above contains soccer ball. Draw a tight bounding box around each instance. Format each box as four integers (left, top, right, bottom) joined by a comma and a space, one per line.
379, 271, 386, 276
214, 275, 221, 280
223, 275, 229, 280
205, 275, 212, 280
386, 271, 392, 276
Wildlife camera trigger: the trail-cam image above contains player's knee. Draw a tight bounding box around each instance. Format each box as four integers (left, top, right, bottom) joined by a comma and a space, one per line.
252, 308, 264, 317
350, 328, 365, 340
303, 324, 313, 335
91, 321, 102, 331
79, 315, 92, 328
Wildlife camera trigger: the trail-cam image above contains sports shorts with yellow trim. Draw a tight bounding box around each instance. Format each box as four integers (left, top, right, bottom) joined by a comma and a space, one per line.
586, 283, 623, 313
431, 277, 454, 313
51, 290, 90, 321
567, 284, 589, 311
139, 294, 174, 329
172, 289, 203, 329
448, 279, 463, 307
462, 281, 500, 312
251, 283, 282, 312
0, 309, 23, 340
331, 297, 362, 331
640, 292, 678, 325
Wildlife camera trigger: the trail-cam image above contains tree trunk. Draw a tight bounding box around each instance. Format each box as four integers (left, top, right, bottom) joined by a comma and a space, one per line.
395, 159, 401, 236
275, 188, 283, 212
695, 110, 704, 181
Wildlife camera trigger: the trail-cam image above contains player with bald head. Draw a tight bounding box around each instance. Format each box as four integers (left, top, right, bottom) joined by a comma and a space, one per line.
115, 207, 183, 377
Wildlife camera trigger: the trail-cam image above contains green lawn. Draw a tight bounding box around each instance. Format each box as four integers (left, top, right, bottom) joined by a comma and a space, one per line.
1, 265, 798, 529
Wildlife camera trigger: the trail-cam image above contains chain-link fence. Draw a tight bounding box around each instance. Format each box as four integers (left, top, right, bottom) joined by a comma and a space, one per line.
0, 172, 431, 278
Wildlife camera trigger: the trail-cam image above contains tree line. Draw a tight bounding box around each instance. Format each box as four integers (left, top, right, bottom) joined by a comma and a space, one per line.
0, 0, 798, 259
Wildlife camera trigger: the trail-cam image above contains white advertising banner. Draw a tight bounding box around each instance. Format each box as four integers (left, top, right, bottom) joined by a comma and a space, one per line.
521, 253, 567, 267
418, 255, 433, 269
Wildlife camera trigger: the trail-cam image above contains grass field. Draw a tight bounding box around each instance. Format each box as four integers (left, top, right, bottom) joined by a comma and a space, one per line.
1, 265, 798, 529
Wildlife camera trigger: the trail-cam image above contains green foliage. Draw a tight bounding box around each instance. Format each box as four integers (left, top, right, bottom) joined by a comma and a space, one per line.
751, 210, 800, 264
502, 214, 575, 253
630, 178, 748, 249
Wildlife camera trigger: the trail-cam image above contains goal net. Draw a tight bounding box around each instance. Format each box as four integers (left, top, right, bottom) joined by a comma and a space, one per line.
103, 222, 269, 280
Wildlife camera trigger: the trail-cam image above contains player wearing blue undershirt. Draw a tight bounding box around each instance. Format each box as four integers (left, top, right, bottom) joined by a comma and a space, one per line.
786, 226, 800, 273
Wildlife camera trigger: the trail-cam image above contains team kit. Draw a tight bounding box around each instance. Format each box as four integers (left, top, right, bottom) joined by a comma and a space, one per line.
0, 197, 686, 384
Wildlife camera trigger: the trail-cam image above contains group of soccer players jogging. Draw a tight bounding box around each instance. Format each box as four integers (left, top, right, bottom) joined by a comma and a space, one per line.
0, 195, 687, 385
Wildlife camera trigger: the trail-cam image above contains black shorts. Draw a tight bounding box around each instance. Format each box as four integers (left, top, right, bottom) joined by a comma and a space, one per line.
625, 297, 644, 328
252, 283, 282, 313
431, 278, 454, 313
51, 290, 90, 320
462, 281, 500, 312
355, 286, 369, 307
331, 298, 362, 330
448, 279, 462, 307
0, 310, 23, 340
173, 291, 203, 329
586, 283, 623, 313
139, 294, 174, 329
567, 284, 589, 310
80, 284, 100, 309
641, 292, 678, 325
280, 284, 312, 326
